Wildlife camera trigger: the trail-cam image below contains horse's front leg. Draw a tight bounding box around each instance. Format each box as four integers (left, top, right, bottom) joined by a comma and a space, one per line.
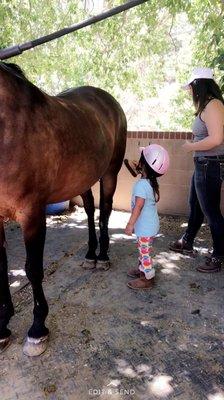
19, 210, 49, 356
0, 219, 14, 352
97, 174, 117, 270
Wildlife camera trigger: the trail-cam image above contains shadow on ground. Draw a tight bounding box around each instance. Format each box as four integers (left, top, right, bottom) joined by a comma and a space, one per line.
0, 209, 224, 400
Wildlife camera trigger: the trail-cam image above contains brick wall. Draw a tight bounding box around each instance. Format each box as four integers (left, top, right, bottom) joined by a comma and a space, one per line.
76, 131, 224, 216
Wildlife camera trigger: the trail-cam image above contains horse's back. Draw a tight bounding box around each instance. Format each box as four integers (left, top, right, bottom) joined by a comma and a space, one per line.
57, 85, 126, 133
57, 86, 127, 172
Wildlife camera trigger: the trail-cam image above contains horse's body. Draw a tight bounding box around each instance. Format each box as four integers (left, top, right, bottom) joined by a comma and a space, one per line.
0, 63, 127, 355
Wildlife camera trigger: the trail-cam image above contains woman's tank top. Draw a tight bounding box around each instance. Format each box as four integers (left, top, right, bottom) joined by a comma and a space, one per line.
192, 100, 224, 157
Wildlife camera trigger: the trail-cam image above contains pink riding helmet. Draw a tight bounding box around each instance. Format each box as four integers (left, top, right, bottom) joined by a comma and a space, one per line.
140, 144, 170, 175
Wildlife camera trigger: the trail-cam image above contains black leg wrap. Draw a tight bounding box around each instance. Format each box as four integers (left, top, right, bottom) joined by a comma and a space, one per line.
25, 279, 49, 338
98, 233, 110, 261
85, 249, 97, 261
28, 306, 49, 338
0, 302, 14, 339
28, 323, 49, 339
97, 253, 110, 262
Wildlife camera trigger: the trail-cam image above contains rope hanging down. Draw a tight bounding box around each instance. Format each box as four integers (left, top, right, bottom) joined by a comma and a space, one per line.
0, 0, 149, 60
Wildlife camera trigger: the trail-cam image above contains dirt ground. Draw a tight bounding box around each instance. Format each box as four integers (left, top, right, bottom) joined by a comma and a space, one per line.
0, 207, 224, 400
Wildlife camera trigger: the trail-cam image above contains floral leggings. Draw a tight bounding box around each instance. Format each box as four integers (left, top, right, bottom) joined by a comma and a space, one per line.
138, 237, 155, 280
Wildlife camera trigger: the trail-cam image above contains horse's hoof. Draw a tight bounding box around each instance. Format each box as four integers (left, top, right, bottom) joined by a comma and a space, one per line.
23, 335, 49, 357
0, 336, 11, 353
82, 259, 96, 269
96, 260, 111, 271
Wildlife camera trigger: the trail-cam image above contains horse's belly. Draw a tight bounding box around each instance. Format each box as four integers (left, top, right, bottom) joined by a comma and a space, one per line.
46, 166, 102, 204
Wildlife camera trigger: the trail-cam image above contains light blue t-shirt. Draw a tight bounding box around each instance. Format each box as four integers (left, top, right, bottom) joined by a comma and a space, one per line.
131, 178, 159, 237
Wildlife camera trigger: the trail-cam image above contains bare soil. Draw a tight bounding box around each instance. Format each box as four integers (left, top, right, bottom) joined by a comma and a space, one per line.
0, 208, 224, 400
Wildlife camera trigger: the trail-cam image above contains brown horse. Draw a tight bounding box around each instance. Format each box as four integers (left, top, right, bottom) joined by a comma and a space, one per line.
0, 62, 127, 356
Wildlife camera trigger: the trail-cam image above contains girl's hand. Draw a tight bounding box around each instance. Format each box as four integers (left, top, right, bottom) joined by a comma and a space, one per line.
182, 140, 193, 153
125, 223, 134, 236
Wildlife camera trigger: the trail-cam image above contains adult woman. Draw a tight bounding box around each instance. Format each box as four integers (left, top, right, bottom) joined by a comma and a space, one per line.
170, 67, 224, 272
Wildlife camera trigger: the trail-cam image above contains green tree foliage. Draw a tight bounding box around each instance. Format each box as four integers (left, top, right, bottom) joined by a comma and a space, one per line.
167, 0, 224, 129
0, 1, 173, 95
0, 0, 223, 130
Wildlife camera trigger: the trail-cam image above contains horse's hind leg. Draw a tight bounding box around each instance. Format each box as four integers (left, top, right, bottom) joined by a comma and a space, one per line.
0, 219, 14, 352
81, 189, 98, 269
96, 172, 118, 270
19, 209, 49, 356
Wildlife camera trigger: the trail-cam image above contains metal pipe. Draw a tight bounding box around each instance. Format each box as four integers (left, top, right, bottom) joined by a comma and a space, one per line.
0, 0, 149, 60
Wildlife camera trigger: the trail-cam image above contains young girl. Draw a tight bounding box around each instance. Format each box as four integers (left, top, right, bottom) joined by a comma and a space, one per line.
125, 144, 169, 289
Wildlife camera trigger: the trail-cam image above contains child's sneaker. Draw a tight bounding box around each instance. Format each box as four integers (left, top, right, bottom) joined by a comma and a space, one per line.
127, 276, 154, 290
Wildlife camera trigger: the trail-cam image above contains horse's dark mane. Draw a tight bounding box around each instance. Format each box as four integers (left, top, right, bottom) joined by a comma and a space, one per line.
0, 62, 46, 105
0, 62, 28, 81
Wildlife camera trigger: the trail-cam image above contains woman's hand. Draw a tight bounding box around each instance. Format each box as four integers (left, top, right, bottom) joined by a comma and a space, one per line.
125, 222, 134, 236
182, 140, 193, 153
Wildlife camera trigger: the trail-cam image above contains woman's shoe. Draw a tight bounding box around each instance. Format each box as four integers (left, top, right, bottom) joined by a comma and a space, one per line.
127, 276, 155, 290
169, 238, 194, 255
197, 257, 222, 273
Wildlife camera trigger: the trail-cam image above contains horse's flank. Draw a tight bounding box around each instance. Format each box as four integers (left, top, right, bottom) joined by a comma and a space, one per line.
0, 62, 127, 221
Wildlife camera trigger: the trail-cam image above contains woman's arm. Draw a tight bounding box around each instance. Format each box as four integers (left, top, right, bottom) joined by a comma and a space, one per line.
183, 99, 224, 152
125, 197, 145, 235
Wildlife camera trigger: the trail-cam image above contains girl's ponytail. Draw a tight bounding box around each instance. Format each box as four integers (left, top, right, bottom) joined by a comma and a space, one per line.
149, 175, 160, 203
